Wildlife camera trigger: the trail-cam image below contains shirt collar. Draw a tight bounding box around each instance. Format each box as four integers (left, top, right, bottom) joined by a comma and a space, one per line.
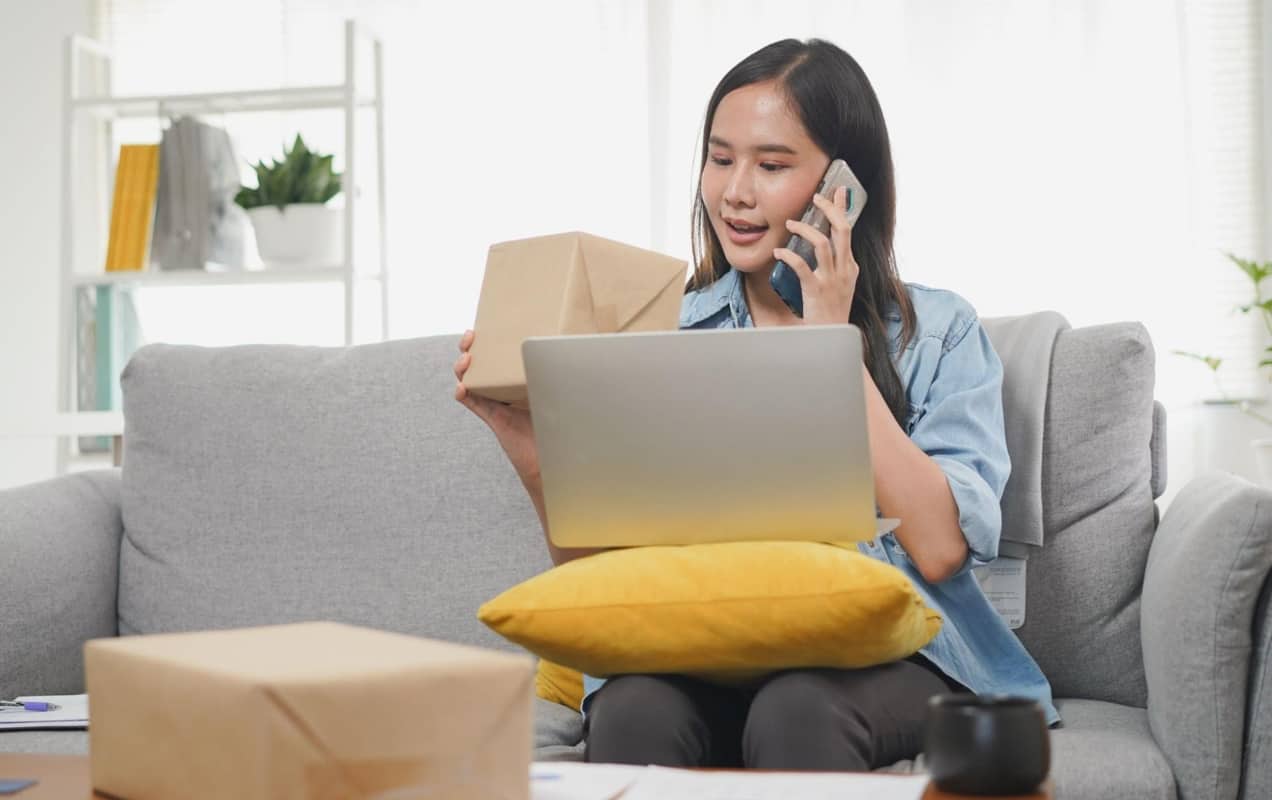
681, 266, 906, 327
681, 268, 747, 328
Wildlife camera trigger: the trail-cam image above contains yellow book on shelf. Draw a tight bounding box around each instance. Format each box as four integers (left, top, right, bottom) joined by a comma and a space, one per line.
104, 144, 160, 272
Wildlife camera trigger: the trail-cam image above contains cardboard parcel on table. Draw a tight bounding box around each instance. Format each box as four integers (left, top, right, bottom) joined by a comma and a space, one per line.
85, 621, 534, 800
464, 231, 687, 408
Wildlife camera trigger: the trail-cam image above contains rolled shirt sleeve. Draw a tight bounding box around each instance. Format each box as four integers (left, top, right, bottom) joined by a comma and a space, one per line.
905, 315, 1012, 578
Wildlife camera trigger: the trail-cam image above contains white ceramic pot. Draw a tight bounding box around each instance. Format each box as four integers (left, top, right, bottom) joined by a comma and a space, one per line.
247, 204, 343, 268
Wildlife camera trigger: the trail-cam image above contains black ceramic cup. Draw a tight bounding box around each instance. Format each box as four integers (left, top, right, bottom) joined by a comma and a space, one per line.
924, 694, 1050, 796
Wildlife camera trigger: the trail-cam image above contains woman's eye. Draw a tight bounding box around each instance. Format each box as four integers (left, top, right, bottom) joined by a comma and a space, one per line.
760, 162, 787, 172
709, 155, 733, 166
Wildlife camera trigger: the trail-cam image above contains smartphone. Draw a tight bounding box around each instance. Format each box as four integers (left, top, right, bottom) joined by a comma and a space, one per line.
769, 158, 868, 317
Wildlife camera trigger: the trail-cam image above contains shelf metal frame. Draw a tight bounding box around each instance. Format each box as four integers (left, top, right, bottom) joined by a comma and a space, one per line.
55, 20, 389, 473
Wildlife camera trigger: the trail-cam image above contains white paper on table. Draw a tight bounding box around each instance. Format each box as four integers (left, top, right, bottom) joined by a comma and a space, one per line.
531, 762, 645, 800
620, 766, 930, 800
0, 694, 89, 730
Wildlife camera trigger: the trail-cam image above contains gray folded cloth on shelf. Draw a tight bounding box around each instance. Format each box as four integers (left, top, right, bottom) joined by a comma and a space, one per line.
152, 116, 249, 271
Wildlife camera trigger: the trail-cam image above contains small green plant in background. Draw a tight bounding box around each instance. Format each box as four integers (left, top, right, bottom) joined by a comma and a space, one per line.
234, 134, 342, 212
1174, 253, 1272, 426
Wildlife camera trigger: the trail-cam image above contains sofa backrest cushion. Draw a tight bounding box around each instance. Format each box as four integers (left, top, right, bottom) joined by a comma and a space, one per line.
1010, 321, 1157, 707
118, 336, 552, 650
119, 321, 1160, 709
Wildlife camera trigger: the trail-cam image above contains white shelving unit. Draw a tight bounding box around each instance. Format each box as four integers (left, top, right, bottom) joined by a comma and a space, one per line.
56, 20, 388, 474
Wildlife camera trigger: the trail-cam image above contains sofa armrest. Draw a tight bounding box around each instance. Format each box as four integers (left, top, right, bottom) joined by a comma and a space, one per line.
1241, 577, 1272, 800
1142, 471, 1272, 800
0, 469, 122, 698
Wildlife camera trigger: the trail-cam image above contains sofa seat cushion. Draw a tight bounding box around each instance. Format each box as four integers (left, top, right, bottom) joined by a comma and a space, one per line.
1047, 698, 1176, 800
0, 699, 1174, 796
875, 698, 1173, 799
534, 697, 585, 762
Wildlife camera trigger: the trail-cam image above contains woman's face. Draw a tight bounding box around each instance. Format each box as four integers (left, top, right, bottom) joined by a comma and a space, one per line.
700, 80, 831, 275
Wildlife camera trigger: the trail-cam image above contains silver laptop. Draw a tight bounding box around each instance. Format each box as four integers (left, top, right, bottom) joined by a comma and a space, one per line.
522, 324, 899, 548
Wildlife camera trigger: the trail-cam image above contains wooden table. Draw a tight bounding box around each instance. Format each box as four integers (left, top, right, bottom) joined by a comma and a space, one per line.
0, 755, 99, 799
0, 753, 1051, 798
922, 778, 1052, 799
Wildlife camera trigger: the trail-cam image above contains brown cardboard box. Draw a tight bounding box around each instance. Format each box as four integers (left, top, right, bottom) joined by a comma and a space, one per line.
85, 622, 534, 800
464, 231, 686, 407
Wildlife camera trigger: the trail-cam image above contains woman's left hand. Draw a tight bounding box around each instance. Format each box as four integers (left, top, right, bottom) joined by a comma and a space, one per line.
774, 185, 860, 326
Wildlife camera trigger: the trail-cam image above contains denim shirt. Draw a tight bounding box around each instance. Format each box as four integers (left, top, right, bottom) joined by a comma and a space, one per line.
582, 267, 1060, 727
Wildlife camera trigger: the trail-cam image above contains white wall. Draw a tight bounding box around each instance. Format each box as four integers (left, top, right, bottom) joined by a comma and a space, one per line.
1, 2, 1268, 501
0, 1, 95, 488
1264, 0, 1272, 259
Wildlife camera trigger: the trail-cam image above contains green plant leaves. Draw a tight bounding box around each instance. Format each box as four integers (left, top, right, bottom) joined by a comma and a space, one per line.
1176, 253, 1272, 398
1172, 350, 1223, 372
1237, 299, 1272, 315
234, 133, 343, 211
1175, 253, 1272, 406
1228, 252, 1272, 287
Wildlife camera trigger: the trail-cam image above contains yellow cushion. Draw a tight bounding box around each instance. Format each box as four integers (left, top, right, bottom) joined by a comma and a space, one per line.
480, 540, 941, 687
535, 659, 584, 710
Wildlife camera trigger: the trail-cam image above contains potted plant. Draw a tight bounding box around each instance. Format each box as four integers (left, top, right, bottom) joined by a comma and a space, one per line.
235, 134, 343, 268
1175, 253, 1272, 483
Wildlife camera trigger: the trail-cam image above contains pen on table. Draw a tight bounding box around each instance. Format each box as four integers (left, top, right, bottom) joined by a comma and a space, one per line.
0, 699, 60, 712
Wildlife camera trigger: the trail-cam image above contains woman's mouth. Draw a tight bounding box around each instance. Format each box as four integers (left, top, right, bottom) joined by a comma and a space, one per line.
723, 218, 769, 245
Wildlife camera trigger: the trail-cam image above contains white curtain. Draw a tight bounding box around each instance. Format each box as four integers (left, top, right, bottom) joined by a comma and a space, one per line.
100, 0, 1267, 499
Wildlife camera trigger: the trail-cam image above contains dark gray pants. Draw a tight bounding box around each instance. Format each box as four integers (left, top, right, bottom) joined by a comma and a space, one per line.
583, 657, 962, 770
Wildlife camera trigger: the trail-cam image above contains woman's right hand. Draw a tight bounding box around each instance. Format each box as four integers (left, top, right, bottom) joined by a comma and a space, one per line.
453, 330, 541, 483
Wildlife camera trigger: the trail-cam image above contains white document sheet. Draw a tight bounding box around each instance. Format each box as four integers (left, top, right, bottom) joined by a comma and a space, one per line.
0, 694, 89, 730
531, 762, 644, 800
529, 762, 929, 800
620, 766, 930, 800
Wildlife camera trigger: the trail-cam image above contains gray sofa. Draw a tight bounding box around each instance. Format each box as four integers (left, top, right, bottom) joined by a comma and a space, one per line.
3, 315, 1271, 800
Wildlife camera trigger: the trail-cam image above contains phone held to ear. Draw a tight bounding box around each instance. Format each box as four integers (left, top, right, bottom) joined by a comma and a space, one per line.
770, 158, 868, 318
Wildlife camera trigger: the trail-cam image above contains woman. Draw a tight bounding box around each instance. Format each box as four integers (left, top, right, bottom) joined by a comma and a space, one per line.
454, 38, 1058, 770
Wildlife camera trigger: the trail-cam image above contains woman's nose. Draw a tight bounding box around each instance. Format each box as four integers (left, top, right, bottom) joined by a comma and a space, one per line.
722, 168, 755, 209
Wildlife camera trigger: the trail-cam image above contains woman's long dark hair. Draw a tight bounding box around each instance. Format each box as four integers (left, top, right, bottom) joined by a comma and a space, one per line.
689, 39, 917, 427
